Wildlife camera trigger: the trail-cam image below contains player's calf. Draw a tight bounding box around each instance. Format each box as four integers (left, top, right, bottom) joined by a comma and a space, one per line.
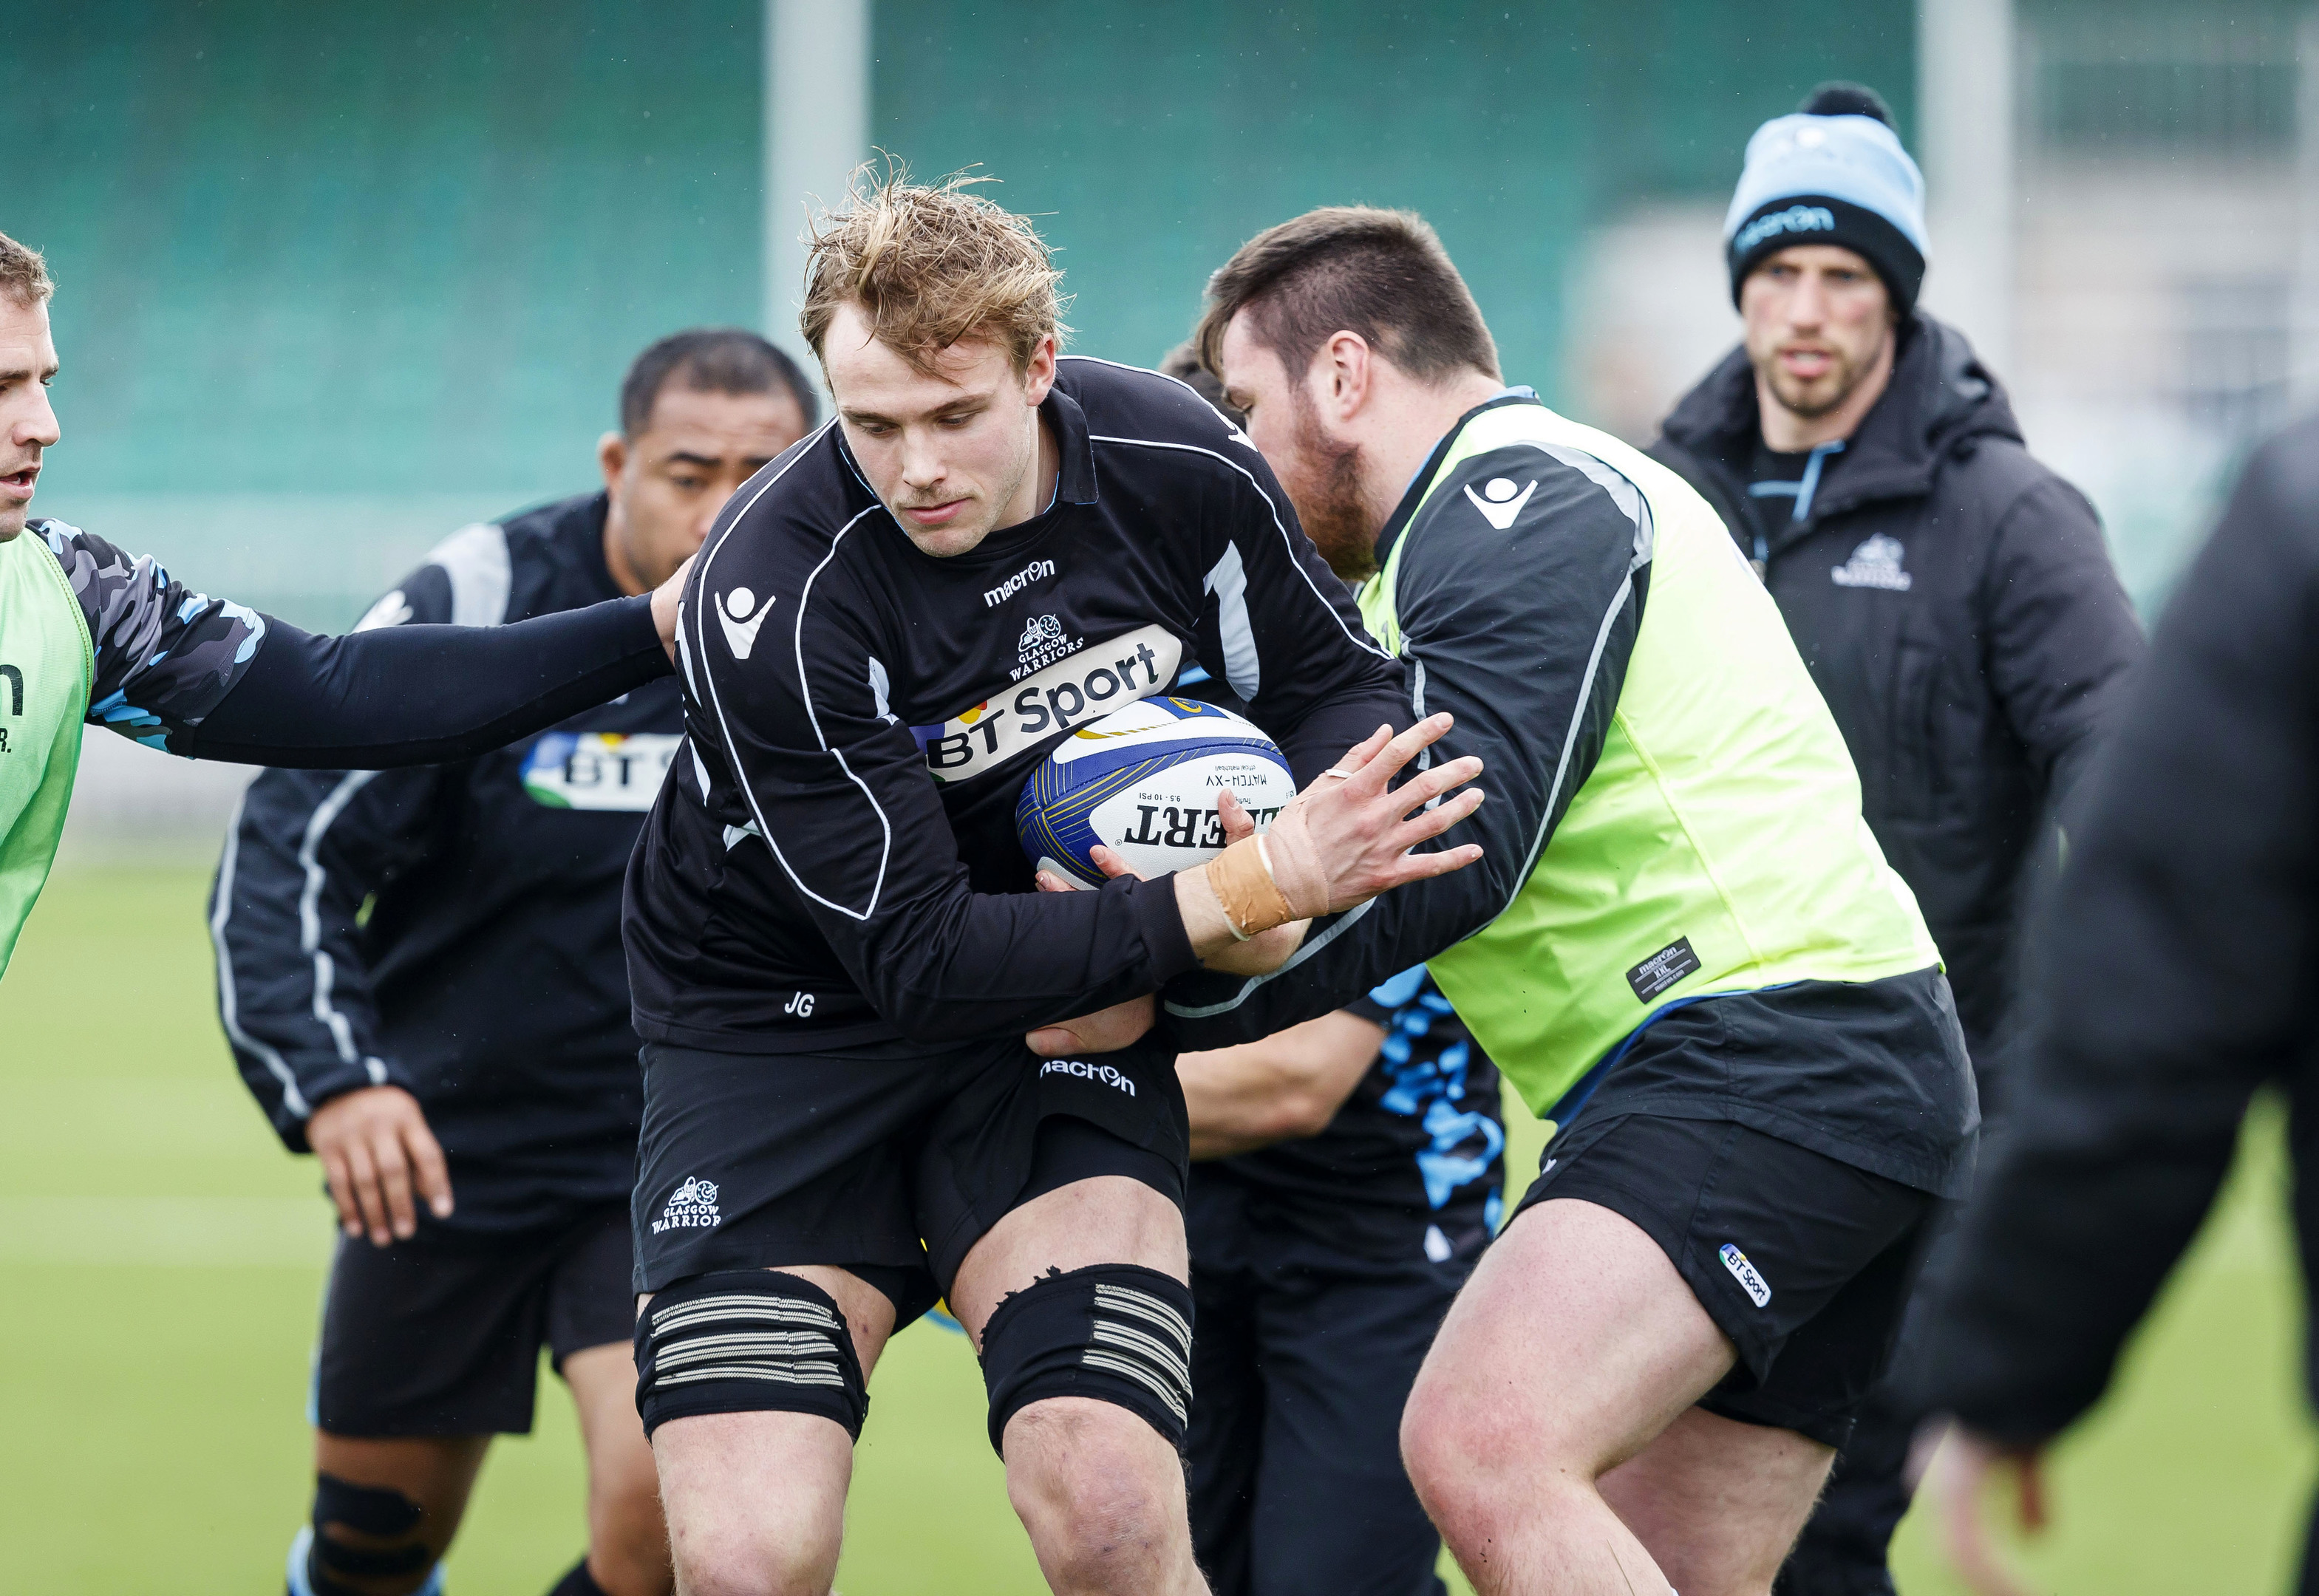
287, 1474, 445, 1596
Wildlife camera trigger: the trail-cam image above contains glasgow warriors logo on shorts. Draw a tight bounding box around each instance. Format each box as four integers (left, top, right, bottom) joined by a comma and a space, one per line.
652, 1176, 722, 1235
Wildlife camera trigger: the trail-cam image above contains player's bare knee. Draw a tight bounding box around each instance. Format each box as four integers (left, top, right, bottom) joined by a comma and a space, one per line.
1005, 1403, 1179, 1579
585, 1479, 672, 1596
669, 1528, 833, 1596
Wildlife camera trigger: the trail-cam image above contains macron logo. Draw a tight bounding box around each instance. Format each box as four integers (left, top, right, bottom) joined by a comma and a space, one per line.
1041, 1059, 1137, 1097
715, 587, 777, 659
1462, 476, 1538, 531
984, 558, 1058, 608
1734, 204, 1836, 254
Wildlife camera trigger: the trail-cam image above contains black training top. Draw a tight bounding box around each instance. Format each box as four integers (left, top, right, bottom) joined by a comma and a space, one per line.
623, 357, 1409, 1054
214, 494, 678, 1233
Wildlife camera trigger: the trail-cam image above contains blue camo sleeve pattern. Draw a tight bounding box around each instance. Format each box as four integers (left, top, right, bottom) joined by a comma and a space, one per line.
41, 520, 268, 748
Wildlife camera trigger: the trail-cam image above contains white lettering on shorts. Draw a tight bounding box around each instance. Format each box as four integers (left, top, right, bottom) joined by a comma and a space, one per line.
1719, 1242, 1771, 1308
652, 1176, 723, 1235
1041, 1059, 1138, 1097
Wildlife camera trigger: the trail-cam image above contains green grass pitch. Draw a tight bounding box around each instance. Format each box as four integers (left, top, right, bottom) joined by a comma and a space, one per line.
3, 865, 2311, 1592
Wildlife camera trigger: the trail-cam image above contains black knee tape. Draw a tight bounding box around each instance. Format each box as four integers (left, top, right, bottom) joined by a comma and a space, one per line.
633, 1269, 870, 1441
308, 1474, 432, 1591
978, 1264, 1193, 1457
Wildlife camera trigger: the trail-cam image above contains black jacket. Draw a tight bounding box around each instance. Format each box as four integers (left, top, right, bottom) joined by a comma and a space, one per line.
1916, 419, 2319, 1444
212, 494, 678, 1233
1650, 315, 2144, 1060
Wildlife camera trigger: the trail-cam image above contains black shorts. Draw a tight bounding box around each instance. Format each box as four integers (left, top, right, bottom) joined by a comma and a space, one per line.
1186, 1171, 1476, 1596
313, 1204, 635, 1438
632, 1035, 1188, 1322
1515, 1114, 1938, 1450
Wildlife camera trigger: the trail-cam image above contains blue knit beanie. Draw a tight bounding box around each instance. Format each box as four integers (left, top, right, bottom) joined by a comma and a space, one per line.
1724, 84, 1928, 314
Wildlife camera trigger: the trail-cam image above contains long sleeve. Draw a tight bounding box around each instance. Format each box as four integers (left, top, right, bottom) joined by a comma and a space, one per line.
37, 519, 666, 768
1161, 433, 1647, 1050
204, 556, 471, 1150
695, 550, 1202, 1045
1980, 475, 2145, 816
210, 761, 443, 1150
1917, 426, 2319, 1442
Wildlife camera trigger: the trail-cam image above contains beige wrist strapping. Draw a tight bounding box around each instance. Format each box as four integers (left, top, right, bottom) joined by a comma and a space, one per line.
1206, 834, 1297, 941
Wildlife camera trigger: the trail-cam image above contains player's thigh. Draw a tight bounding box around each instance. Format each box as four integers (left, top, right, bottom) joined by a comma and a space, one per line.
1405, 1196, 1734, 1484
950, 1174, 1188, 1331
1599, 1405, 1834, 1594
561, 1343, 658, 1515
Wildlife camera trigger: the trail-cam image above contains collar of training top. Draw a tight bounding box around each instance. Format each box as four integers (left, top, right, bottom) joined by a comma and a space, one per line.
1372, 390, 1546, 572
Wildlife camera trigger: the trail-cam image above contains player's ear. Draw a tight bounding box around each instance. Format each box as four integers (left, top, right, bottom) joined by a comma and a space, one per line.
1322, 330, 1371, 423
1021, 332, 1058, 406
597, 431, 629, 497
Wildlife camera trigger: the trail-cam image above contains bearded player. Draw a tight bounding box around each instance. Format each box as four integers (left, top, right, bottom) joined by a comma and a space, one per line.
619, 168, 1484, 1596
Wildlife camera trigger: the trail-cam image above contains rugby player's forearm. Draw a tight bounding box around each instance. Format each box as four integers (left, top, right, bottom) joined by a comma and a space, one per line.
171, 594, 670, 766
1179, 1011, 1384, 1158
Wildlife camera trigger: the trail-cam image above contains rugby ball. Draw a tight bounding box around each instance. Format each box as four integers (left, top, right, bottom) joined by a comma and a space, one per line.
1015, 698, 1298, 887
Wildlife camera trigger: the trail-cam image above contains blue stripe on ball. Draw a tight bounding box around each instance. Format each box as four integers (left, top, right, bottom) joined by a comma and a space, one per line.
1016, 729, 1295, 887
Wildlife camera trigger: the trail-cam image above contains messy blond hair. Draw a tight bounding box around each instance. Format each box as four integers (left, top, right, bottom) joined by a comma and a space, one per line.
800, 160, 1068, 375
0, 230, 54, 308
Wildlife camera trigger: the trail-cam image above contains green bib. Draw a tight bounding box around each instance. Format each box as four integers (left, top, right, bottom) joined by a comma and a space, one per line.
0, 530, 95, 978
1359, 403, 1938, 1116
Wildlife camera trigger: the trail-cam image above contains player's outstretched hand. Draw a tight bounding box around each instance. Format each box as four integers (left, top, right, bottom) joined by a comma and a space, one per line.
307, 1084, 454, 1247
653, 553, 696, 662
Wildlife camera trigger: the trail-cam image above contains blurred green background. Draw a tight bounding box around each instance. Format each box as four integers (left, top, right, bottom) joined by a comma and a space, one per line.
4, 870, 2312, 1593
4, 0, 1913, 625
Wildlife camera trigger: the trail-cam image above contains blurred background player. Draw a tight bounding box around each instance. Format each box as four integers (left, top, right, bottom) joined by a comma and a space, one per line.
1910, 415, 2319, 1596
1160, 342, 1505, 1596
211, 329, 815, 1596
0, 227, 685, 983
1645, 86, 2144, 1595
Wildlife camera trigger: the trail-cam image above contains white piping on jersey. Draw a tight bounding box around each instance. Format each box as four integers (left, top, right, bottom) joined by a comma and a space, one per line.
1078, 428, 1392, 670
1064, 354, 1254, 443
689, 423, 893, 924
298, 770, 386, 1071
210, 791, 313, 1119
422, 522, 514, 627
1162, 438, 1658, 1018
1202, 544, 1260, 700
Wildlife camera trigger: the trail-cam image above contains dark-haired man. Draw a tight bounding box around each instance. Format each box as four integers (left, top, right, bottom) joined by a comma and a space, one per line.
1158, 344, 1503, 1596
1164, 204, 1975, 1595
214, 330, 814, 1596
1647, 86, 2142, 1595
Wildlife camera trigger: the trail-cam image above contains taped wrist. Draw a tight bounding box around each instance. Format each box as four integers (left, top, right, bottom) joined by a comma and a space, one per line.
978, 1264, 1194, 1457
633, 1269, 870, 1441
1204, 836, 1294, 939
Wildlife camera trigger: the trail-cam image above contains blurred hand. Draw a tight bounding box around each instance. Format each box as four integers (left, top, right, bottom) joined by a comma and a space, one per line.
307, 1084, 454, 1246
652, 553, 695, 662
1922, 1419, 2049, 1596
